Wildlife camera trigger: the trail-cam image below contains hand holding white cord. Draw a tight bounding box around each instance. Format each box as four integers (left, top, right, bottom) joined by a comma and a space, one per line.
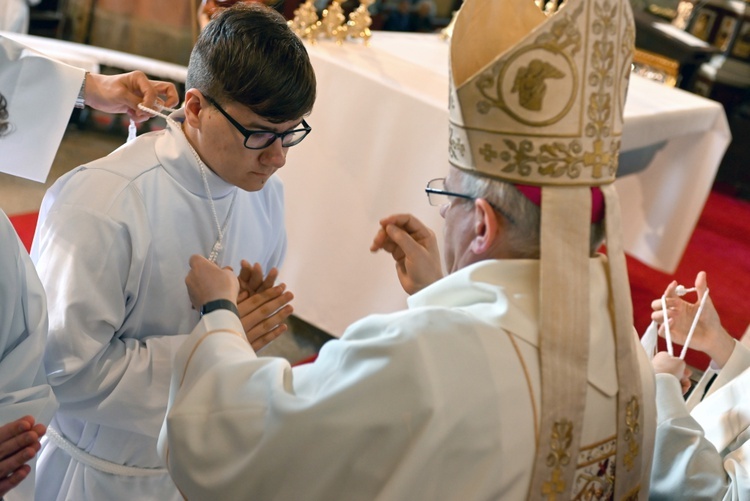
650, 271, 735, 368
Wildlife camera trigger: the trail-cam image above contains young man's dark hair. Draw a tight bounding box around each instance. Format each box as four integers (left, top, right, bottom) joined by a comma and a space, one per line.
187, 3, 316, 123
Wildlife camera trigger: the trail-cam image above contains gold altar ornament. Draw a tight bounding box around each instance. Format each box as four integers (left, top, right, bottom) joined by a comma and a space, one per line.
343, 0, 375, 44
288, 0, 320, 43
320, 0, 346, 39
289, 0, 375, 45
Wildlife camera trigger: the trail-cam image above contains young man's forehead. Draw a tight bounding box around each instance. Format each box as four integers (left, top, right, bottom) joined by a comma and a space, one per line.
228, 102, 303, 131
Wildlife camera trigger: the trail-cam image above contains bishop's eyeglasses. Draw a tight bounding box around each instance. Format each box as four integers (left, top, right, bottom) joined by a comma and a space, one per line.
425, 177, 515, 225
204, 95, 311, 150
425, 178, 478, 207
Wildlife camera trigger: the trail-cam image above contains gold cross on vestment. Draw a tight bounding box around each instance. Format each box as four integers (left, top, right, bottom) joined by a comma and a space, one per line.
542, 468, 566, 500
582, 139, 611, 178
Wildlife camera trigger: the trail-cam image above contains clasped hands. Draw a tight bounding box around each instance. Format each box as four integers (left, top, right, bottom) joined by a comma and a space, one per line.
185, 255, 293, 351
0, 416, 45, 497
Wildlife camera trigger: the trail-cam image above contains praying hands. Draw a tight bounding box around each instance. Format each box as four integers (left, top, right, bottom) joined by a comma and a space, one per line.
0, 416, 46, 497
185, 255, 293, 351
236, 260, 293, 350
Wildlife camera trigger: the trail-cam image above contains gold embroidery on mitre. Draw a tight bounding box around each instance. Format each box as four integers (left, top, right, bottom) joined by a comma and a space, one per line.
500, 138, 584, 179
623, 396, 640, 471
542, 419, 573, 500
475, 3, 582, 127
480, 143, 499, 163
618, 8, 635, 120
449, 128, 466, 160
497, 0, 620, 182
453, 0, 630, 187
512, 60, 566, 111
584, 0, 621, 176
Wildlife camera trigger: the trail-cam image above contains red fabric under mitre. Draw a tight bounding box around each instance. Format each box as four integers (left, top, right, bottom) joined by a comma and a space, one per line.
514, 185, 605, 223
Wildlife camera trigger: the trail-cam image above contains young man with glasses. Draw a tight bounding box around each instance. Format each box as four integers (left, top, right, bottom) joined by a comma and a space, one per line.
29, 4, 314, 500
157, 0, 655, 496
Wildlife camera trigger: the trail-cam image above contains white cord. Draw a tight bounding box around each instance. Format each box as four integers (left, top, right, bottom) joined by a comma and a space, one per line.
679, 288, 710, 360
676, 285, 696, 296
46, 427, 167, 477
127, 119, 137, 142
137, 103, 237, 263
197, 156, 237, 263
661, 295, 674, 356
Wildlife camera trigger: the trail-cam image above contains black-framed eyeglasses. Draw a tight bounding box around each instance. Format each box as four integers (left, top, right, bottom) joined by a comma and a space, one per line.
204, 95, 311, 150
425, 177, 515, 225
425, 177, 476, 207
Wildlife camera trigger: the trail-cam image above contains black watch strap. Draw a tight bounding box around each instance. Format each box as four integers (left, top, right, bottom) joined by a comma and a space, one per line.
200, 299, 240, 319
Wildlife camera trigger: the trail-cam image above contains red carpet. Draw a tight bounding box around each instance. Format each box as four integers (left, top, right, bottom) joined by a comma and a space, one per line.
8, 211, 38, 253
9, 191, 750, 370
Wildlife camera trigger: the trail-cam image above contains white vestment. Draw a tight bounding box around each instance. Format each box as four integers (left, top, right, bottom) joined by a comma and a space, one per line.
0, 36, 84, 501
651, 342, 750, 500
31, 117, 287, 501
160, 257, 656, 500
0, 213, 57, 501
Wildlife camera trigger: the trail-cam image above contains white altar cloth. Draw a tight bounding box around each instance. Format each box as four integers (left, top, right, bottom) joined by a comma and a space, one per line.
0, 31, 186, 82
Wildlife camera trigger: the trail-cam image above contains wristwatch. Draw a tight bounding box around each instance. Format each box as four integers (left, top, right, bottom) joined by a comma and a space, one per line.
74, 72, 88, 109
200, 299, 240, 319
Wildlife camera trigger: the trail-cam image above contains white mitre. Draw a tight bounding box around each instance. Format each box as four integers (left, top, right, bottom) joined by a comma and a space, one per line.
448, 0, 645, 499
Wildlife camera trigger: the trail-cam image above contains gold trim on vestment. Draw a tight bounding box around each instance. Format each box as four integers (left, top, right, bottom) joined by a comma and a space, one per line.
623, 396, 640, 471
541, 419, 574, 500
507, 332, 539, 445
180, 328, 246, 387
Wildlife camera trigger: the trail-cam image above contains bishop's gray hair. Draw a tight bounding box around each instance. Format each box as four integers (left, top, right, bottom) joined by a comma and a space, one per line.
455, 170, 605, 258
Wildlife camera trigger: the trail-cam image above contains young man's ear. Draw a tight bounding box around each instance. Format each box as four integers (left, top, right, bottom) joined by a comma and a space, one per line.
183, 89, 206, 128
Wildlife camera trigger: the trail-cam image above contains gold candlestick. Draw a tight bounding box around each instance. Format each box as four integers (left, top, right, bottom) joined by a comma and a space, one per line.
344, 0, 375, 44
320, 0, 346, 39
288, 0, 320, 43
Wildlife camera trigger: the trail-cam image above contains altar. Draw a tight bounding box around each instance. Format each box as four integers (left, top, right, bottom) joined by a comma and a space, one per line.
3, 30, 731, 338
